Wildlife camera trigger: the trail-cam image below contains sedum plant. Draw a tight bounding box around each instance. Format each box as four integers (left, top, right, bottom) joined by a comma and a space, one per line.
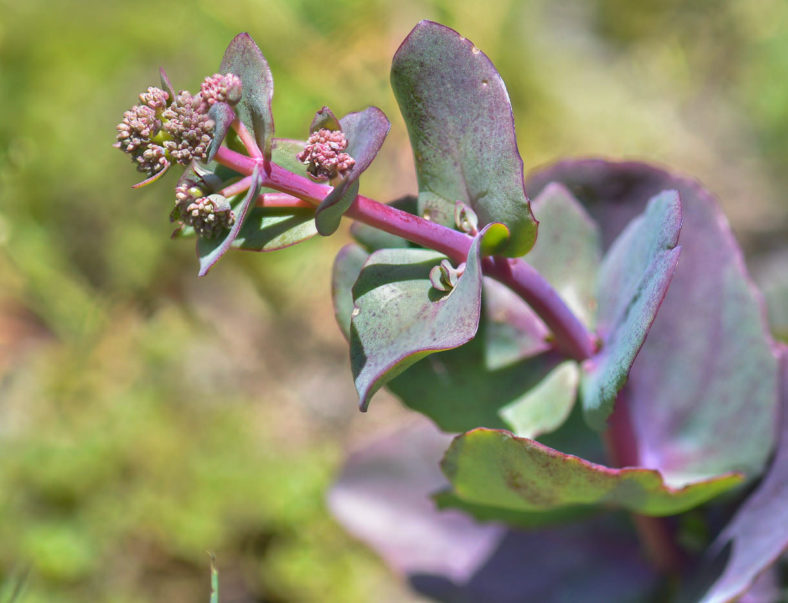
115, 21, 787, 602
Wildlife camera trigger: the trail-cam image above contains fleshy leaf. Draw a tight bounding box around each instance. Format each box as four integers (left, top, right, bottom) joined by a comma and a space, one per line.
582, 191, 682, 430
219, 33, 275, 159
196, 164, 262, 276
527, 183, 602, 328
390, 20, 537, 257
309, 105, 341, 132
350, 227, 487, 411
388, 332, 566, 433
314, 107, 390, 236
331, 243, 369, 340
499, 361, 579, 438
700, 347, 788, 603
526, 160, 779, 486
328, 419, 661, 602
442, 429, 742, 516
159, 67, 175, 99
206, 102, 235, 162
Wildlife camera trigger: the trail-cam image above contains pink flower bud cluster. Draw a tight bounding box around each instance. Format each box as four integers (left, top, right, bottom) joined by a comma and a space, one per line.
297, 128, 355, 181
160, 91, 215, 165
173, 179, 235, 238
200, 73, 243, 108
115, 97, 168, 176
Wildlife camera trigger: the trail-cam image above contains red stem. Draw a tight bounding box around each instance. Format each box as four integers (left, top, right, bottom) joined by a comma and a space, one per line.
213, 146, 595, 362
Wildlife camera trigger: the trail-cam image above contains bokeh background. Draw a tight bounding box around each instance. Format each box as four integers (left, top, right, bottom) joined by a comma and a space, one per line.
0, 0, 786, 601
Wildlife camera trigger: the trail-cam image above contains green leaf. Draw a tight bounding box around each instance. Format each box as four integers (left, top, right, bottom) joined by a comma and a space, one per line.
196, 164, 262, 276
499, 361, 579, 438
581, 190, 682, 430
331, 243, 369, 340
309, 105, 341, 132
390, 21, 537, 257
350, 227, 488, 411
219, 33, 275, 159
315, 107, 390, 236
442, 429, 742, 516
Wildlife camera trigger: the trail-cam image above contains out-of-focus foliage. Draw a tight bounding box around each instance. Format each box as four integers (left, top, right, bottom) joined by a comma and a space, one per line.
0, 0, 785, 600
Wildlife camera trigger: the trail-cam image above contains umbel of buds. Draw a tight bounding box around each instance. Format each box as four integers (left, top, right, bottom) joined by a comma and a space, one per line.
115, 74, 243, 178
297, 129, 355, 181
173, 176, 235, 239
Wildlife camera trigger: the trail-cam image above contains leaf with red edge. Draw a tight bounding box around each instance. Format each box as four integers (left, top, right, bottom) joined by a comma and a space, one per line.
582, 190, 682, 430
700, 347, 788, 603
350, 226, 488, 411
391, 20, 537, 257
314, 107, 390, 236
526, 161, 779, 486
442, 428, 742, 516
219, 33, 275, 159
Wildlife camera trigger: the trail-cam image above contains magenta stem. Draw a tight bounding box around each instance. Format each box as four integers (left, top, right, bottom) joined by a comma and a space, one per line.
213, 146, 595, 361
232, 119, 262, 159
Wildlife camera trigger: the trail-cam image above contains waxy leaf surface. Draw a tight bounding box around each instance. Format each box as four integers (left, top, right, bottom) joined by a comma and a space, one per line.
526, 161, 779, 486
328, 419, 660, 602
332, 243, 369, 340
206, 102, 235, 162
219, 33, 275, 159
315, 107, 390, 235
582, 191, 682, 430
197, 164, 262, 276
391, 21, 537, 257
233, 139, 318, 252
442, 429, 742, 516
701, 347, 788, 603
350, 228, 487, 410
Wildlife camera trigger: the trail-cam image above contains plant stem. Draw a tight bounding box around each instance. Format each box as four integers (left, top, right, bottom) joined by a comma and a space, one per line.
213, 146, 596, 361
605, 391, 684, 575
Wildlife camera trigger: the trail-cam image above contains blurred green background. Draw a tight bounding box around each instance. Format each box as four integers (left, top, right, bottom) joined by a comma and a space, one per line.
0, 0, 786, 601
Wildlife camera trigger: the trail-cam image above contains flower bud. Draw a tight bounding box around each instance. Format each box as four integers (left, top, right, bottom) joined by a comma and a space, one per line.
297, 128, 355, 181
200, 73, 243, 108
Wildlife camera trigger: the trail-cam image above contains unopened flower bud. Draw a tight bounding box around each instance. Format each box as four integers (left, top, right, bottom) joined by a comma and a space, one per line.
161, 91, 215, 165
139, 86, 170, 111
200, 73, 243, 108
115, 104, 168, 177
297, 128, 355, 181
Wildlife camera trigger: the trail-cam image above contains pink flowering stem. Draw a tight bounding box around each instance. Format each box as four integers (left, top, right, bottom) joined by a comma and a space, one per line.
214, 145, 595, 361
232, 119, 262, 159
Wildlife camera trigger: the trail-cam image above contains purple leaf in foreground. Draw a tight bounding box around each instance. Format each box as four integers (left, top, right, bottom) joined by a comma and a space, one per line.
582, 190, 682, 430
442, 429, 741, 516
350, 226, 489, 411
314, 107, 390, 236
526, 161, 779, 486
701, 346, 788, 603
206, 102, 235, 162
391, 20, 537, 257
219, 33, 274, 159
328, 419, 661, 602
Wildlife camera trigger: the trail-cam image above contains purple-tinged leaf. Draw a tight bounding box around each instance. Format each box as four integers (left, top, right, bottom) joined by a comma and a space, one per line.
315, 107, 390, 236
350, 227, 488, 411
391, 21, 537, 257
442, 429, 742, 516
196, 164, 262, 276
582, 191, 682, 430
131, 161, 170, 189
700, 347, 788, 603
309, 105, 341, 132
206, 102, 235, 162
159, 67, 175, 100
528, 183, 602, 328
219, 33, 274, 159
526, 161, 779, 486
328, 419, 661, 602
233, 139, 318, 252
